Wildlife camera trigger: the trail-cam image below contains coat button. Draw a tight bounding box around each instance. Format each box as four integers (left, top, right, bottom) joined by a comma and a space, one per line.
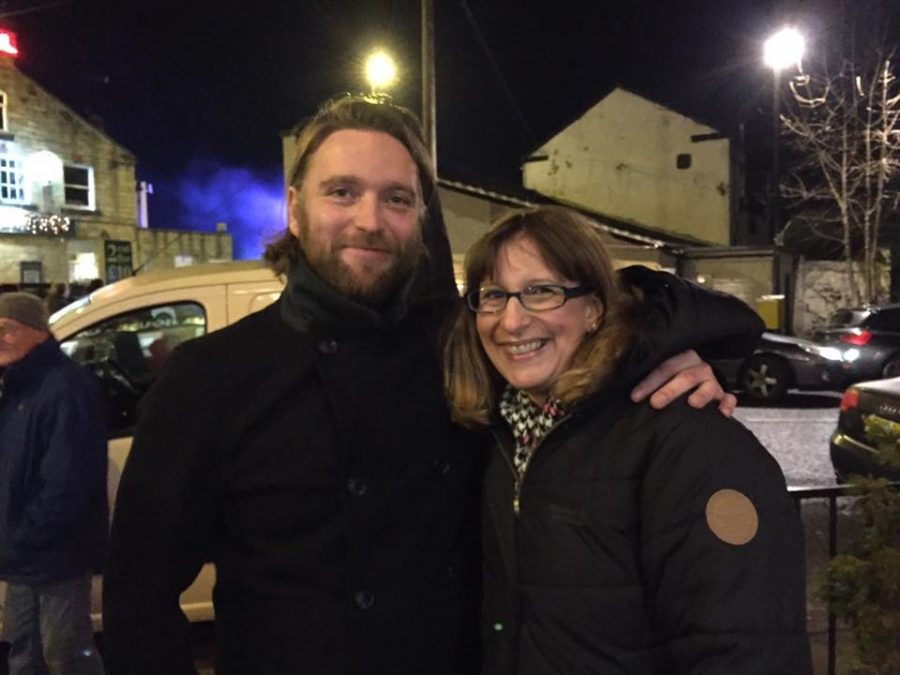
354, 591, 375, 610
432, 458, 451, 476
317, 338, 338, 355
346, 477, 368, 497
493, 622, 504, 632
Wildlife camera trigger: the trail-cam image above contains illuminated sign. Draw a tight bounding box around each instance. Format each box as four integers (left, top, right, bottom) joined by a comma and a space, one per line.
0, 30, 19, 57
104, 240, 133, 281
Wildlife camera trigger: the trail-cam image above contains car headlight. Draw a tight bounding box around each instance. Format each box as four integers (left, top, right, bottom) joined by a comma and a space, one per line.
843, 348, 861, 362
800, 344, 844, 361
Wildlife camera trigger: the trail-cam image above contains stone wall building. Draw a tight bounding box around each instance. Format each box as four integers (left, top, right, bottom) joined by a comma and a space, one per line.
792, 259, 891, 337
0, 29, 231, 290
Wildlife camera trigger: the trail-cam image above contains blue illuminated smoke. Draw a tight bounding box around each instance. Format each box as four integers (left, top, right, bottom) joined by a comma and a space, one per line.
151, 160, 287, 260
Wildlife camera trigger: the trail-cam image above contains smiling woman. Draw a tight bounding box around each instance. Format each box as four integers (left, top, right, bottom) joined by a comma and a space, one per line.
469, 226, 613, 407
442, 206, 813, 674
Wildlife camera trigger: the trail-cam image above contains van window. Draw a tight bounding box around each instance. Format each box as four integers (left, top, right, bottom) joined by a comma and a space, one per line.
60, 302, 207, 437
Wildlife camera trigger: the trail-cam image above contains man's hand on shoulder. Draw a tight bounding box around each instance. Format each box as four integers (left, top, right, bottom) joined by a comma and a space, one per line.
630, 349, 736, 417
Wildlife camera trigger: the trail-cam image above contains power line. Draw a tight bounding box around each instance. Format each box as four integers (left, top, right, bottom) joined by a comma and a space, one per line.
458, 1, 535, 146
0, 0, 75, 20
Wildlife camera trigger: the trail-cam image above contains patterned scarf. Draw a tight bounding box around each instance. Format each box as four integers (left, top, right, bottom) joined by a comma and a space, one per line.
499, 386, 568, 479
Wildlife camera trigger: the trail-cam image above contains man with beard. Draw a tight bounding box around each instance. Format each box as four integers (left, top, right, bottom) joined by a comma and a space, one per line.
102, 96, 761, 674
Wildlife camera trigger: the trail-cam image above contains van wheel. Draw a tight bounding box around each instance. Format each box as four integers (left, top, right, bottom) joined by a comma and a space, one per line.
739, 355, 790, 402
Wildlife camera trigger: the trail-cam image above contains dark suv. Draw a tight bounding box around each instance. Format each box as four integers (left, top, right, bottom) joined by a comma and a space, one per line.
815, 305, 900, 384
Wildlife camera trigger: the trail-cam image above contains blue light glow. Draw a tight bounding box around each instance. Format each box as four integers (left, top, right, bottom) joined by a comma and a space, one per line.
152, 160, 286, 260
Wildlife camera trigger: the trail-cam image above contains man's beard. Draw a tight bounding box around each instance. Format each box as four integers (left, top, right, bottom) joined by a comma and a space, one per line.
297, 220, 425, 307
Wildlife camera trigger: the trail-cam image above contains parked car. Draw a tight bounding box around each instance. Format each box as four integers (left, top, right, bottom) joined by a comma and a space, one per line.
814, 304, 900, 384
712, 332, 844, 403
0, 261, 285, 636
830, 377, 900, 482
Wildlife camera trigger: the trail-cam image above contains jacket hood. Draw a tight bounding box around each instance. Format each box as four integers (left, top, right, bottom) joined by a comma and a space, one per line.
408, 188, 459, 304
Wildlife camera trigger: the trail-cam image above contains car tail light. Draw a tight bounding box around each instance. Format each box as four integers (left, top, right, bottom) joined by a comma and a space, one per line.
840, 388, 859, 412
840, 330, 873, 345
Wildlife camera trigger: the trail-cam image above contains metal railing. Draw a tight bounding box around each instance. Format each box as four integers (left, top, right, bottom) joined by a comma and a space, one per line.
788, 481, 900, 675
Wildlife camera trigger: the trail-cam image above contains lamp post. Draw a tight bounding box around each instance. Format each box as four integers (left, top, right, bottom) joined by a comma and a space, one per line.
364, 49, 398, 95
421, 0, 436, 169
763, 27, 805, 239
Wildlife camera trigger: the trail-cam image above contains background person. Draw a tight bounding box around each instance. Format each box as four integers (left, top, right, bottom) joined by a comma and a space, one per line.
444, 207, 812, 674
44, 283, 71, 314
0, 293, 107, 675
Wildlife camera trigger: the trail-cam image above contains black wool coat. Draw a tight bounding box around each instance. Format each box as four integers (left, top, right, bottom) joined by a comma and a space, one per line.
103, 299, 487, 674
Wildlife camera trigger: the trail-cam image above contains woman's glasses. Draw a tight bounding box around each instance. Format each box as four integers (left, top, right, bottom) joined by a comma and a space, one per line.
466, 284, 593, 314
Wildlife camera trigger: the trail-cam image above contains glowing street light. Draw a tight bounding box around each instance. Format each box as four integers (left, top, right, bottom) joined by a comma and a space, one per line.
764, 27, 805, 71
364, 50, 397, 93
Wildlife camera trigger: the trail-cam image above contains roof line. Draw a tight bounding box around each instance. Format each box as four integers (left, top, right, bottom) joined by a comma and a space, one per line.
9, 61, 136, 159
438, 177, 683, 250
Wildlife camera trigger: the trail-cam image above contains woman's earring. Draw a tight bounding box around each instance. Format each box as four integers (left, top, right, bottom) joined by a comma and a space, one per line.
586, 319, 601, 335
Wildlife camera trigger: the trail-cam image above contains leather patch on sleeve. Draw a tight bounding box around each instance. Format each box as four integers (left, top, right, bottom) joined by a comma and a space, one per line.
705, 489, 759, 545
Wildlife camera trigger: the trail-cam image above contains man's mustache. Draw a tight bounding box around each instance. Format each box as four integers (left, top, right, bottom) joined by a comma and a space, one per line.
335, 232, 394, 252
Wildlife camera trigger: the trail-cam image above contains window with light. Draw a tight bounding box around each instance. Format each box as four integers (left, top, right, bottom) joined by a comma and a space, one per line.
0, 156, 26, 203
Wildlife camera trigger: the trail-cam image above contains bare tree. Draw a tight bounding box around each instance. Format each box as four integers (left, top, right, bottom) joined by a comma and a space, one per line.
781, 46, 900, 305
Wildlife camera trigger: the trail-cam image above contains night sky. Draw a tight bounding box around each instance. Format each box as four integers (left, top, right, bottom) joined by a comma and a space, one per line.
4, 0, 892, 257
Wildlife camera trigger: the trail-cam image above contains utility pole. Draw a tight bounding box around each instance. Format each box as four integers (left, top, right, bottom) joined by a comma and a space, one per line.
421, 0, 436, 172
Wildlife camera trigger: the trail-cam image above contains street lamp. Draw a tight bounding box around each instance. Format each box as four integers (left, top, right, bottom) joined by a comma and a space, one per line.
364, 49, 397, 94
763, 27, 805, 238
763, 27, 805, 72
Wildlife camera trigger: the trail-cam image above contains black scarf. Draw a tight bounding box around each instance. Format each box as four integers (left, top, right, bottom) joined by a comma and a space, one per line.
278, 251, 415, 338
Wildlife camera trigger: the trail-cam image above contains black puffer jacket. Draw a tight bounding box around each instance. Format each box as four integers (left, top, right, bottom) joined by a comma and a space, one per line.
481, 271, 812, 674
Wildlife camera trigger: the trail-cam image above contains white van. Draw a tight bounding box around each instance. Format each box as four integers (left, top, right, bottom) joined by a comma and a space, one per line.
3, 261, 285, 632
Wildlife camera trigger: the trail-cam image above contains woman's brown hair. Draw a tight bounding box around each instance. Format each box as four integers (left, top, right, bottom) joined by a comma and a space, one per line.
443, 207, 639, 427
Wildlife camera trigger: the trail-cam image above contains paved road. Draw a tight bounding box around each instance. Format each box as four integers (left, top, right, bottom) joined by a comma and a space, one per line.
732, 391, 842, 488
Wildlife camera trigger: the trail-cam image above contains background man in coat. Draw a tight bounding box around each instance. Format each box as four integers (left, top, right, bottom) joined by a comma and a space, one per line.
0, 292, 107, 675
102, 96, 750, 674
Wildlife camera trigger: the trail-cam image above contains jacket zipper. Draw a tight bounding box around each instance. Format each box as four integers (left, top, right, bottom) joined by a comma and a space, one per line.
494, 416, 573, 517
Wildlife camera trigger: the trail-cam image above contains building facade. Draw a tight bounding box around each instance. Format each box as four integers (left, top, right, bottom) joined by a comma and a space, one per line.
522, 88, 745, 246
0, 31, 231, 291
0, 36, 141, 286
